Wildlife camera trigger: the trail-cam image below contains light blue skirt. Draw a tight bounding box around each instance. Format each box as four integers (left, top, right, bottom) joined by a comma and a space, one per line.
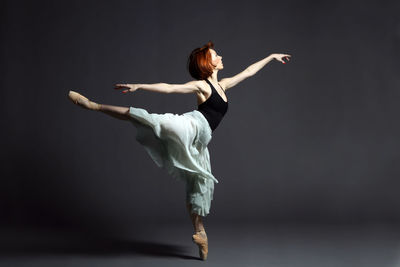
128, 107, 218, 217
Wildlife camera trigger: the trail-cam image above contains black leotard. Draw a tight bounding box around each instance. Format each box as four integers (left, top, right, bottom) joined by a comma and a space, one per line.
197, 79, 229, 132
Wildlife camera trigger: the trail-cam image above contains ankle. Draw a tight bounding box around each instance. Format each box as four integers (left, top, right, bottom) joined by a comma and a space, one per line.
91, 102, 100, 111
194, 230, 207, 238
195, 227, 205, 232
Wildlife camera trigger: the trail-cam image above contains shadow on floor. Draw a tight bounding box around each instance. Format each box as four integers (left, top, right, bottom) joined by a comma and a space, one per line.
0, 232, 200, 260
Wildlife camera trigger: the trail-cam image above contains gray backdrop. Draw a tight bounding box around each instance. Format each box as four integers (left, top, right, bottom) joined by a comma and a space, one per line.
1, 0, 400, 231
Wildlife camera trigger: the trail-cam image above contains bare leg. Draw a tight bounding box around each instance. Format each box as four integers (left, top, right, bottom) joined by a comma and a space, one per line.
68, 91, 131, 121
99, 104, 130, 121
186, 202, 208, 260
186, 202, 205, 232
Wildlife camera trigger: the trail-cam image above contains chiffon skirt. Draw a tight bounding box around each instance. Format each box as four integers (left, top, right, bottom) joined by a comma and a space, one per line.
128, 107, 218, 216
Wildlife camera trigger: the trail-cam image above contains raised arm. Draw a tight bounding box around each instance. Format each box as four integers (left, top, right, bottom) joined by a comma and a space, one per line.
114, 80, 201, 94
219, 53, 291, 91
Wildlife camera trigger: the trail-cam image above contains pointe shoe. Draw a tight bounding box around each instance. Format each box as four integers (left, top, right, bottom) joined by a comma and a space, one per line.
192, 230, 208, 260
68, 91, 100, 110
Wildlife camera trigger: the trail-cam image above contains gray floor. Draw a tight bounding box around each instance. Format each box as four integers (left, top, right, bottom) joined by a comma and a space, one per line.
1, 222, 400, 267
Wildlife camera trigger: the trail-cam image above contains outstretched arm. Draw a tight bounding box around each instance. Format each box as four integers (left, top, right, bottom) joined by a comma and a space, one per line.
220, 53, 291, 91
114, 80, 201, 94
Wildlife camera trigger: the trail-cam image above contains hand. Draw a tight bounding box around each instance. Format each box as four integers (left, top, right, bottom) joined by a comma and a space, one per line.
114, 83, 139, 93
271, 53, 291, 64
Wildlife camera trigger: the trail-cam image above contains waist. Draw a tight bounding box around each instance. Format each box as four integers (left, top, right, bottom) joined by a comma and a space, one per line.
197, 106, 227, 132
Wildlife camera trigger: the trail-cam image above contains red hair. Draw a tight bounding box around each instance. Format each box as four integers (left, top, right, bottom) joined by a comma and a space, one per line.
187, 41, 215, 80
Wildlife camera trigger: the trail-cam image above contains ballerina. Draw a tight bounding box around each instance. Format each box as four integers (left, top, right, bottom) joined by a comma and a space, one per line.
68, 41, 290, 260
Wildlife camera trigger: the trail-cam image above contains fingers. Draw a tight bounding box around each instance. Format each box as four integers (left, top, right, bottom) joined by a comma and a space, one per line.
114, 83, 129, 90
281, 54, 291, 64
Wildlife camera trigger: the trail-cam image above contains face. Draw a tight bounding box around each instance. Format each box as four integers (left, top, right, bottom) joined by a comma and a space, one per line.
209, 49, 223, 70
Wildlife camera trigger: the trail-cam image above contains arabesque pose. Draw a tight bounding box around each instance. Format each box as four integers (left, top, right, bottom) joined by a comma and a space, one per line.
68, 41, 291, 260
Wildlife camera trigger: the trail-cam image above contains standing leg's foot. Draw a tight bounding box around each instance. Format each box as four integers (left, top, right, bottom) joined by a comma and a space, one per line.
68, 91, 100, 111
192, 229, 208, 260
186, 202, 209, 260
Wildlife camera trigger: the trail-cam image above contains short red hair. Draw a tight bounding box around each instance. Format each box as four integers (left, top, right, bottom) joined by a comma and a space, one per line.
187, 41, 215, 80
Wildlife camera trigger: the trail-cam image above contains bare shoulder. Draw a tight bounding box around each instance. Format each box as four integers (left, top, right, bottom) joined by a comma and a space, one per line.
218, 78, 229, 91
194, 80, 213, 104
193, 80, 210, 95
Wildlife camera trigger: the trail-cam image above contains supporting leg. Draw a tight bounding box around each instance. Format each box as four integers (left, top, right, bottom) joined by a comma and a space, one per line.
186, 202, 205, 232
186, 202, 208, 260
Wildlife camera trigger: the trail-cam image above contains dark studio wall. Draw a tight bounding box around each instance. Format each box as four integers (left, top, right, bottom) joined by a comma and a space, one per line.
1, 0, 400, 231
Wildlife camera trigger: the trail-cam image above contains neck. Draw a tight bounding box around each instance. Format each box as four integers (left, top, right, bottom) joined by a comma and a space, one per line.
207, 70, 219, 83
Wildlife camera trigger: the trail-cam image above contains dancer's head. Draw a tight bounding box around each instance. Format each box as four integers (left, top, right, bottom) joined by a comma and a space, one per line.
187, 41, 223, 80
